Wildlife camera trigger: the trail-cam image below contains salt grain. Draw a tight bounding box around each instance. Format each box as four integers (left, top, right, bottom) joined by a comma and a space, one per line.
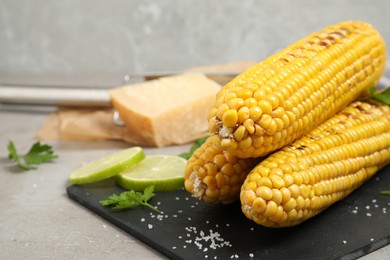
372, 199, 377, 203
342, 240, 347, 244
249, 253, 254, 258
366, 213, 372, 217
102, 224, 107, 229
366, 205, 370, 210
140, 218, 145, 222
352, 210, 358, 214
148, 224, 153, 229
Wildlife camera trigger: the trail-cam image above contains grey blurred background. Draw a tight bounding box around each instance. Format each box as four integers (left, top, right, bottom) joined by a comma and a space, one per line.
0, 0, 389, 81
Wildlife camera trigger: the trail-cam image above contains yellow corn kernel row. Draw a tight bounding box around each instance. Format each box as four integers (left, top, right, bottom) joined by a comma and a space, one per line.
184, 135, 259, 204
208, 20, 386, 158
240, 100, 390, 227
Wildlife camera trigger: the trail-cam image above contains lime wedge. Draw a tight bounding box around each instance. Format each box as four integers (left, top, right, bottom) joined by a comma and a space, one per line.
69, 147, 145, 184
116, 155, 186, 191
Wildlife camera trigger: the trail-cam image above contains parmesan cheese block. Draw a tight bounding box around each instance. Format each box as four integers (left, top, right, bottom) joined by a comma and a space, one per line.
109, 73, 221, 147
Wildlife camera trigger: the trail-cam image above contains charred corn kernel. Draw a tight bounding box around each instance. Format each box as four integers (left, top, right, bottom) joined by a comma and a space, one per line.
241, 100, 390, 227
208, 21, 386, 158
184, 135, 259, 204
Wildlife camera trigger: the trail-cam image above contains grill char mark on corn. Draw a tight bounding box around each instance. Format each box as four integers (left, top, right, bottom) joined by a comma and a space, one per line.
184, 135, 259, 204
208, 21, 386, 158
240, 101, 390, 227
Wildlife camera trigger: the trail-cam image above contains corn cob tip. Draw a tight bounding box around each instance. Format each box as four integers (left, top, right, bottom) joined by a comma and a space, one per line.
184, 135, 259, 204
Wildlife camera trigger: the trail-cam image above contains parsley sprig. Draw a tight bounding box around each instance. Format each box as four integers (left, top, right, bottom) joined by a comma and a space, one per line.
380, 191, 390, 196
179, 135, 209, 159
100, 185, 159, 212
370, 87, 390, 105
7, 140, 58, 170
370, 86, 390, 195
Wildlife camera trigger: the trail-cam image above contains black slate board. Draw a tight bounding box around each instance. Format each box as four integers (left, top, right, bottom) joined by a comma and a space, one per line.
67, 165, 390, 260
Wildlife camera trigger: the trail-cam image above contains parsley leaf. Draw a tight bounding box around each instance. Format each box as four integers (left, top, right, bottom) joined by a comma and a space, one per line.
179, 135, 209, 159
24, 142, 58, 164
370, 87, 390, 105
100, 185, 159, 212
7, 140, 58, 171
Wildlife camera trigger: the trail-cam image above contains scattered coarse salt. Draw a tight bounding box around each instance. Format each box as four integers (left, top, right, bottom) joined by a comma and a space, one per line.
342, 240, 347, 244
173, 214, 178, 218
352, 210, 358, 214
374, 204, 379, 208
140, 218, 145, 222
157, 201, 161, 205
372, 199, 377, 203
178, 210, 183, 213
172, 246, 177, 249
366, 213, 372, 217
148, 224, 153, 229
183, 245, 187, 248
185, 197, 189, 201
188, 217, 192, 221
191, 205, 195, 208
226, 223, 230, 227
102, 224, 107, 229
249, 253, 254, 258
370, 238, 374, 241
366, 205, 370, 210
175, 197, 180, 200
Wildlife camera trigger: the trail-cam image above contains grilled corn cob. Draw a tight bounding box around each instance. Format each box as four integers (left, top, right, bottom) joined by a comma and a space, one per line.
208, 21, 386, 158
240, 100, 390, 227
184, 135, 259, 204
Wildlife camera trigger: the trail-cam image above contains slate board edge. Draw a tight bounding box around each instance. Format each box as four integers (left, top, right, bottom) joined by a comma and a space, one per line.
337, 236, 390, 260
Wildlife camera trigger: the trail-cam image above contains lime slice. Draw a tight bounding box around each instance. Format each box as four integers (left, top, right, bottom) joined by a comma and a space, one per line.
69, 147, 145, 184
116, 155, 186, 191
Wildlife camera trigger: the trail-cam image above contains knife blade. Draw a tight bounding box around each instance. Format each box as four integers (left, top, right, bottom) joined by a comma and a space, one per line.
0, 72, 239, 107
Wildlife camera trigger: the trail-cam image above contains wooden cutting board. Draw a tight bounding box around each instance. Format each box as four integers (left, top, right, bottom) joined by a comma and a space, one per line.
67, 165, 390, 260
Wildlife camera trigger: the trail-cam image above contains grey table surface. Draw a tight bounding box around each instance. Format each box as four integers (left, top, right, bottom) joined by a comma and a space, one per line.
0, 101, 389, 260
1, 1, 390, 258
